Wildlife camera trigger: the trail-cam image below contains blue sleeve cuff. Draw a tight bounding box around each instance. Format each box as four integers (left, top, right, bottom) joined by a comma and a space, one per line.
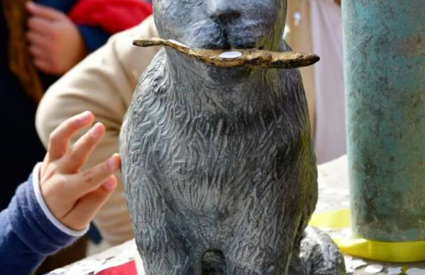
32, 163, 89, 237
77, 25, 110, 53
8, 173, 77, 256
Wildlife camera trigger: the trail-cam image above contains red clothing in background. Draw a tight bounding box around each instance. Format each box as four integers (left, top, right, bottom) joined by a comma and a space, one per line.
69, 0, 152, 34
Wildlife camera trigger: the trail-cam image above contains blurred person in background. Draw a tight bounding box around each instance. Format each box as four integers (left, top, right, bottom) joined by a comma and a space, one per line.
1, 0, 151, 211
287, 0, 344, 164
1, 0, 151, 271
310, 0, 345, 164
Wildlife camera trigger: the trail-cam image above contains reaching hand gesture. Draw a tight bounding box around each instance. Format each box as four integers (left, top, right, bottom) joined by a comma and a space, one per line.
40, 111, 121, 231
26, 2, 87, 75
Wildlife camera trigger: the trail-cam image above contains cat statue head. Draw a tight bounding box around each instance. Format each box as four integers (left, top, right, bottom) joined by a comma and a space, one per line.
152, 0, 288, 84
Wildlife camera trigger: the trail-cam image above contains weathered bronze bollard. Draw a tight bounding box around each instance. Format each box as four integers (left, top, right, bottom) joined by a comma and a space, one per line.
343, 0, 425, 241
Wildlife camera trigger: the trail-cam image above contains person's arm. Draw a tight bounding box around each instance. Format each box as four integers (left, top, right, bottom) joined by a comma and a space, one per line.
0, 112, 120, 275
36, 16, 159, 246
0, 174, 75, 275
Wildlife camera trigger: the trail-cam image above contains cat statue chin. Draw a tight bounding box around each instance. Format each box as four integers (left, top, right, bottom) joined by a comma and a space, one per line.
120, 0, 345, 274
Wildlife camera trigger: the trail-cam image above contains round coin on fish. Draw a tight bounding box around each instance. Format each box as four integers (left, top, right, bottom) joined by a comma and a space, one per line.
219, 51, 243, 59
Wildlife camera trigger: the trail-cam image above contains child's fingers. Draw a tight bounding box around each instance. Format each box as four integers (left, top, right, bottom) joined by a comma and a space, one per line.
67, 154, 121, 198
62, 176, 117, 231
61, 123, 105, 173
47, 111, 94, 161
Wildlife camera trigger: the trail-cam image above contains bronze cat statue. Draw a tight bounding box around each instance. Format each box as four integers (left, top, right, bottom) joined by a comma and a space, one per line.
120, 0, 345, 274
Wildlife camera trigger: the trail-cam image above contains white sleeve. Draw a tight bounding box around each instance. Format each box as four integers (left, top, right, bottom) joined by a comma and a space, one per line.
31, 163, 89, 237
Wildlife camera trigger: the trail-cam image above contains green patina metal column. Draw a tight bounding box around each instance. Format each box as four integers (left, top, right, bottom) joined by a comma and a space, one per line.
342, 1, 425, 241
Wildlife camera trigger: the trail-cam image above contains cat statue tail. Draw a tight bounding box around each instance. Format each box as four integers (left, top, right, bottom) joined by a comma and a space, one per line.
289, 226, 346, 275
189, 244, 228, 275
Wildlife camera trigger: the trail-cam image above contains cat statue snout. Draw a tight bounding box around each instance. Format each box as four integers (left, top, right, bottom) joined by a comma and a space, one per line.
208, 0, 241, 25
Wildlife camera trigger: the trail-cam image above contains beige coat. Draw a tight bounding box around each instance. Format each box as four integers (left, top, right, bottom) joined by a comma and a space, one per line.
37, 17, 160, 246
36, 12, 315, 247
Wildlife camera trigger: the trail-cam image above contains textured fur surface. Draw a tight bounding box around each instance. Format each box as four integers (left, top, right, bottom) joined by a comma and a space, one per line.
120, 0, 343, 274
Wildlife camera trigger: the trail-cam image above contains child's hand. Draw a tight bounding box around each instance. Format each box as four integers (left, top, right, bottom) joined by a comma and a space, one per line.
39, 111, 121, 231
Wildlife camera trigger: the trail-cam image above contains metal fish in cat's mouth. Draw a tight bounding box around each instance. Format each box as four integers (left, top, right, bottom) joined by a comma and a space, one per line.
133, 38, 320, 69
